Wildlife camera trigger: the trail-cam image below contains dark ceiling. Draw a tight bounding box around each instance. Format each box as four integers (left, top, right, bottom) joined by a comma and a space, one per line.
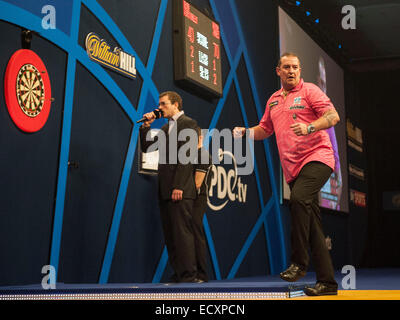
277, 0, 400, 72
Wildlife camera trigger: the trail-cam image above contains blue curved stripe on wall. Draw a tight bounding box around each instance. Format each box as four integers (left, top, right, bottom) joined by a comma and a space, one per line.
98, 0, 169, 284
210, 0, 286, 275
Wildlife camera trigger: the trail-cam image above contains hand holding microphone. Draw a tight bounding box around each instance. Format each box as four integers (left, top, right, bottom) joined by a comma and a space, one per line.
137, 109, 162, 126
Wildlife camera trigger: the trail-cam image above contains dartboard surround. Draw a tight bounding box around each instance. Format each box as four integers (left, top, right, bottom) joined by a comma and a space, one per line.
4, 49, 51, 132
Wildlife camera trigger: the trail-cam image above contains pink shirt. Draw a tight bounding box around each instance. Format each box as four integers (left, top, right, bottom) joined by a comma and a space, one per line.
259, 79, 336, 183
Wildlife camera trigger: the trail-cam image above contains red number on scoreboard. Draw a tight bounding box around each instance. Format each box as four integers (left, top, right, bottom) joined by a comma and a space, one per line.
187, 26, 194, 43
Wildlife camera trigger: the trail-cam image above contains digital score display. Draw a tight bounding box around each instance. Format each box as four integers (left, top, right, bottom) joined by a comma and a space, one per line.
173, 0, 223, 98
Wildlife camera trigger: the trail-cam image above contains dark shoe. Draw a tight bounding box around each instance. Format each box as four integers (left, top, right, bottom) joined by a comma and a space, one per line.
303, 282, 338, 296
197, 273, 209, 283
280, 264, 306, 282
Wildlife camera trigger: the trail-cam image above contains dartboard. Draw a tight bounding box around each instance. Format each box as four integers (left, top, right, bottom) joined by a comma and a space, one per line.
16, 63, 45, 117
4, 49, 52, 133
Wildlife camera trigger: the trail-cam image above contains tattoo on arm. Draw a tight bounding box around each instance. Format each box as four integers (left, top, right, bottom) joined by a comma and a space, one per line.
323, 110, 337, 127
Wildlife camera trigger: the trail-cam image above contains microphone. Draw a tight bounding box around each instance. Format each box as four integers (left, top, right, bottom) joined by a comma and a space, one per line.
136, 109, 162, 123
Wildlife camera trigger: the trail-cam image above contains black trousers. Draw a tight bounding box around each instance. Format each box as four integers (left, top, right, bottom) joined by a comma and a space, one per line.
159, 199, 197, 282
192, 194, 208, 281
289, 161, 337, 286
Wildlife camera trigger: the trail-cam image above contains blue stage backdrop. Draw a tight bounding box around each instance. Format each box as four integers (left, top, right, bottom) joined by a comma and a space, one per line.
0, 0, 354, 286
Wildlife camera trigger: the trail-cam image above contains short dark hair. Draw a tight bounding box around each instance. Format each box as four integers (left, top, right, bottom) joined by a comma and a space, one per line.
277, 52, 301, 67
159, 91, 183, 110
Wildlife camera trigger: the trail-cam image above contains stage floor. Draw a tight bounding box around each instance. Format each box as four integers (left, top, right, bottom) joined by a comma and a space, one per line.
0, 268, 399, 300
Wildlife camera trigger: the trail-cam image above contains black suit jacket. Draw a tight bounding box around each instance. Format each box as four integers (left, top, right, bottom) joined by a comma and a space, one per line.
140, 114, 198, 200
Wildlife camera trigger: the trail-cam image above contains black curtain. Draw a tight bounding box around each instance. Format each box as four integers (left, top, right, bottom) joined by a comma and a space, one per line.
353, 68, 400, 267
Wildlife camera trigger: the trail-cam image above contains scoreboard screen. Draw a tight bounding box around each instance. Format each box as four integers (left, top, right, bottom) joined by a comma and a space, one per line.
173, 0, 223, 98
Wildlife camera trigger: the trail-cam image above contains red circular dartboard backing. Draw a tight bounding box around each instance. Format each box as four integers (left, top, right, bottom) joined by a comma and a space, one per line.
4, 49, 52, 133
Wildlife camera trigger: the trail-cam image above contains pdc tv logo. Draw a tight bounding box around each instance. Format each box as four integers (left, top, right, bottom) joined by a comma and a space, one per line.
207, 149, 248, 211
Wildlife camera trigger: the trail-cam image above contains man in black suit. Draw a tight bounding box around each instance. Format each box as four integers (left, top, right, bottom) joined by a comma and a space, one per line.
139, 91, 200, 283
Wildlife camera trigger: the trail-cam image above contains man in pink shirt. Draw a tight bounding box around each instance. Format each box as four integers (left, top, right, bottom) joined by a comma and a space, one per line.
233, 53, 340, 296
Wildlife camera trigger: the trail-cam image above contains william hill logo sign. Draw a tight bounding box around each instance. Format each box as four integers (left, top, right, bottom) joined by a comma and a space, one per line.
85, 32, 136, 79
